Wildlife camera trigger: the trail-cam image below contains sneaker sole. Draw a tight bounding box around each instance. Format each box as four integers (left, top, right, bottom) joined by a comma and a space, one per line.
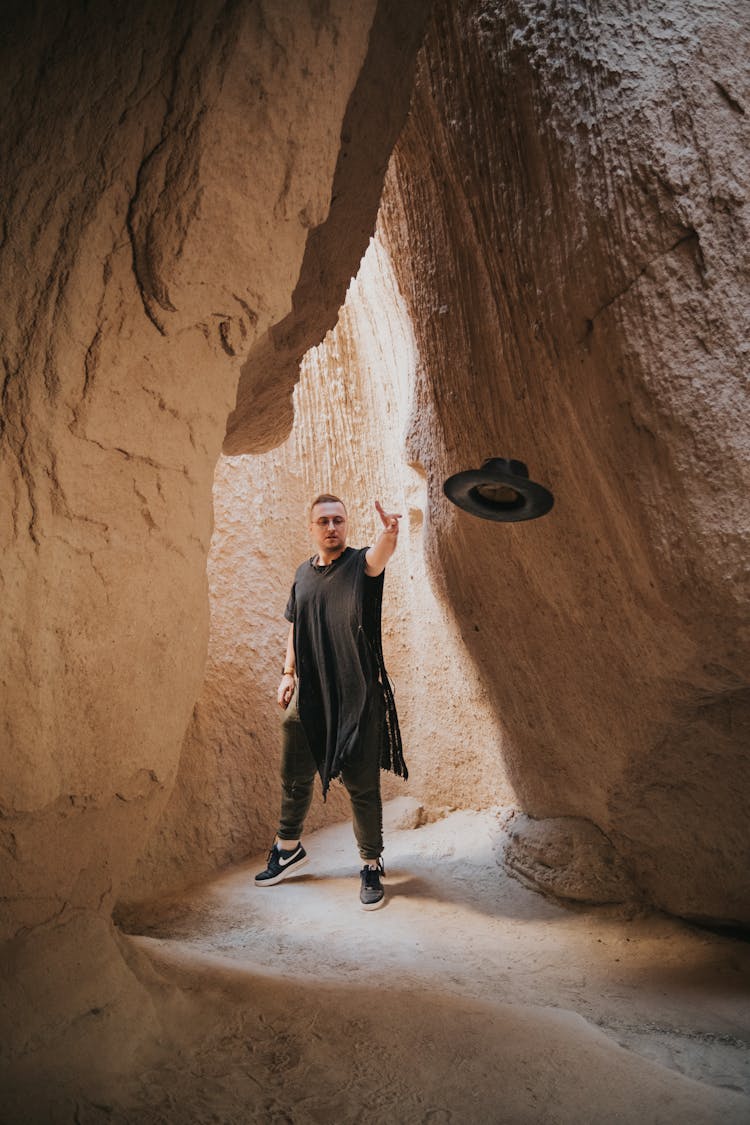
254, 855, 309, 887
360, 894, 385, 911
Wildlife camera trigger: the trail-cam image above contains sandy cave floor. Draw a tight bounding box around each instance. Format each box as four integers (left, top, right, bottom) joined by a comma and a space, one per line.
117, 799, 750, 1124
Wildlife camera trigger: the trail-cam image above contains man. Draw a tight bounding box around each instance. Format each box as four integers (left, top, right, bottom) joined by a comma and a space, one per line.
255, 494, 407, 909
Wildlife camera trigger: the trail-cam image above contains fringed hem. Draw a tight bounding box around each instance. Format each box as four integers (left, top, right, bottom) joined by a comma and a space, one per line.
369, 573, 408, 781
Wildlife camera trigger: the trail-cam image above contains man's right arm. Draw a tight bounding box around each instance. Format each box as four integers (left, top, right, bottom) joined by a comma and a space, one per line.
277, 622, 296, 709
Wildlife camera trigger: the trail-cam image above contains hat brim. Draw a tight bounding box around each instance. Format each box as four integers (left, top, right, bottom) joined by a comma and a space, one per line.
443, 469, 554, 523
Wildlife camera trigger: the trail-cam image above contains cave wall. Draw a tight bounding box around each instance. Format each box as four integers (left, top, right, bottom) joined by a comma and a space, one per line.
381, 0, 750, 923
3, 0, 749, 1110
0, 0, 430, 1089
124, 231, 511, 905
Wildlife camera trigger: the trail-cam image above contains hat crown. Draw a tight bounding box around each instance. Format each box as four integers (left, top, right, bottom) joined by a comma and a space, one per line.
481, 458, 529, 479
443, 456, 554, 523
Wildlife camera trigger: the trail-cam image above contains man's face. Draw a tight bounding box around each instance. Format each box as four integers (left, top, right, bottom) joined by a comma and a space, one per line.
310, 501, 348, 557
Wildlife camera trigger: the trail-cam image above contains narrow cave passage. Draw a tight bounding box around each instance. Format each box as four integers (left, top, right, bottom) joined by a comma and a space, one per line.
200, 226, 516, 858
120, 226, 513, 906
111, 42, 750, 1119
77, 2, 750, 1112
5, 0, 749, 1119
116, 232, 750, 1122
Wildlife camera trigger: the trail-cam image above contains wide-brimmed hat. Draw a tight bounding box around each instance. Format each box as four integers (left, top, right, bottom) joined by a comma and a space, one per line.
443, 458, 554, 522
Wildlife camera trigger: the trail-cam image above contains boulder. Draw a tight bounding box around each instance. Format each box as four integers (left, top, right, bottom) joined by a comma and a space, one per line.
502, 810, 640, 905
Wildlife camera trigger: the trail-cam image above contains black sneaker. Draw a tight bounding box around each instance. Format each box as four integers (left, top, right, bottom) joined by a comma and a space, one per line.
255, 842, 308, 886
359, 859, 385, 910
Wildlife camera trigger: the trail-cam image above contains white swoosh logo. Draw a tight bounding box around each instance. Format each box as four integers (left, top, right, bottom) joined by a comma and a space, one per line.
279, 848, 302, 867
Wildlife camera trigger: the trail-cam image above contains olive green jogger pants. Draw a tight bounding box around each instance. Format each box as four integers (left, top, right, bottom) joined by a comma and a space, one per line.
277, 688, 384, 861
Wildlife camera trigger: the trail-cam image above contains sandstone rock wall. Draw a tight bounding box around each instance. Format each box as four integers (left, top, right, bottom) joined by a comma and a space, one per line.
381, 0, 750, 923
3, 2, 749, 1110
0, 0, 429, 1073
124, 232, 511, 904
224, 0, 432, 454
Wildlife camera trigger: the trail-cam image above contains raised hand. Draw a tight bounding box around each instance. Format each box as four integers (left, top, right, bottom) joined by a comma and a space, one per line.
365, 500, 402, 577
375, 499, 402, 537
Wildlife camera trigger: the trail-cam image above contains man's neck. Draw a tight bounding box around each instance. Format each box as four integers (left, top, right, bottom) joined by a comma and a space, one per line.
317, 546, 345, 566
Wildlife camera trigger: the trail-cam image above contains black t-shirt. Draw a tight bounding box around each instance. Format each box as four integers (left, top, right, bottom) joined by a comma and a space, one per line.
285, 546, 406, 794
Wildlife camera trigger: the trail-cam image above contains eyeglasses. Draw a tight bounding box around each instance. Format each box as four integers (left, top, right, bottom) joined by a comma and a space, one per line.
313, 516, 346, 527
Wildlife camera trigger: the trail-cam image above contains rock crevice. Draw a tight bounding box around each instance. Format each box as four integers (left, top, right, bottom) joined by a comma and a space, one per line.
223, 0, 432, 455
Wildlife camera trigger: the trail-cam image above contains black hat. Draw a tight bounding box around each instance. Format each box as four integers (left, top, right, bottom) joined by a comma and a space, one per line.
443, 458, 554, 523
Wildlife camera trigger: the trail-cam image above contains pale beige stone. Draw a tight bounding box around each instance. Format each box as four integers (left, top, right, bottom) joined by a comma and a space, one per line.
2, 0, 749, 1115
1, 0, 380, 937
381, 0, 750, 925
502, 809, 640, 905
223, 1, 432, 454
58, 810, 750, 1123
0, 0, 428, 1086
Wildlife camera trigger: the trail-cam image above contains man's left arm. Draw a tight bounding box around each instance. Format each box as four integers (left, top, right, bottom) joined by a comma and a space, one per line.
365, 500, 403, 577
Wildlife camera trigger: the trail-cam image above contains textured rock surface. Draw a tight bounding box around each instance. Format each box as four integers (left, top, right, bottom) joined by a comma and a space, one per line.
124, 233, 512, 904
502, 809, 640, 905
108, 808, 750, 1125
0, 0, 428, 1074
3, 0, 750, 1112
223, 0, 431, 454
381, 0, 750, 924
